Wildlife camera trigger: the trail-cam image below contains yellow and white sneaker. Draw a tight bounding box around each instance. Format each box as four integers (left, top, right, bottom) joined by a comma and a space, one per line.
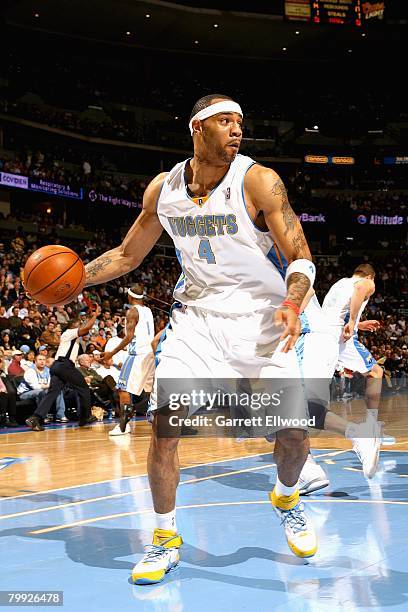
270, 488, 317, 558
132, 528, 183, 585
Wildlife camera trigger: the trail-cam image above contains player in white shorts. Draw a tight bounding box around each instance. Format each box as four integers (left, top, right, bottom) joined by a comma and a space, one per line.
97, 284, 155, 436
268, 249, 382, 491
322, 264, 384, 420
84, 94, 318, 583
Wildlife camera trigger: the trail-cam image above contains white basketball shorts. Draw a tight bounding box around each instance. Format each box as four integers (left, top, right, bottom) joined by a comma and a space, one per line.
117, 351, 155, 395
149, 303, 306, 422
338, 333, 377, 374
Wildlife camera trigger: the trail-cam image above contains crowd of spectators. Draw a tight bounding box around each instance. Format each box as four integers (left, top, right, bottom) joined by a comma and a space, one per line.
2, 144, 408, 221
0, 204, 406, 427
0, 149, 148, 205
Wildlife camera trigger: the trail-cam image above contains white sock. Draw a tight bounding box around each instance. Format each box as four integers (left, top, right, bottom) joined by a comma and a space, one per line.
155, 509, 177, 532
345, 423, 359, 439
367, 408, 378, 421
275, 476, 298, 497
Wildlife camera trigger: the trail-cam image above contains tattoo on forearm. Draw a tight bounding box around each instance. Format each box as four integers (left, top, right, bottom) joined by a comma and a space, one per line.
85, 256, 112, 279
270, 179, 297, 236
286, 272, 310, 307
291, 231, 309, 258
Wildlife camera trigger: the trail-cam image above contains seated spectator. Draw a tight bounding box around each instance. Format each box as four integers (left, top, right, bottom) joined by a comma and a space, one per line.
95, 355, 120, 384
38, 345, 49, 357
31, 316, 44, 342
7, 350, 25, 377
25, 350, 36, 365
0, 330, 14, 352
16, 317, 37, 350
8, 307, 22, 331
19, 345, 33, 371
16, 354, 67, 421
40, 322, 61, 349
0, 356, 18, 427
77, 353, 117, 411
0, 306, 9, 330
55, 306, 70, 326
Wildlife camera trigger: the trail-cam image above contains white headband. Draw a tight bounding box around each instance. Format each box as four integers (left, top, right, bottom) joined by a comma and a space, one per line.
128, 288, 144, 299
189, 101, 243, 135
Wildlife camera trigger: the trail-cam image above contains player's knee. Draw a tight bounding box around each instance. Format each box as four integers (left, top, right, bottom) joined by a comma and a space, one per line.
369, 364, 383, 379
150, 413, 180, 453
307, 401, 328, 430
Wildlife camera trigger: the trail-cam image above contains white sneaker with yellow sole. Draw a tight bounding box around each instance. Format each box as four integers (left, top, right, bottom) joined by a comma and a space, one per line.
132, 529, 183, 585
270, 488, 317, 558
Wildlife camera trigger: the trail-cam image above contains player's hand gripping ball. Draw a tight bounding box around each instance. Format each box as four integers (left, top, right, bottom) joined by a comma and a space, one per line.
23, 245, 85, 306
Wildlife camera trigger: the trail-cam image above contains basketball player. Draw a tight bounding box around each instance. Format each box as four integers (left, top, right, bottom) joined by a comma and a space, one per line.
296, 289, 382, 490
98, 284, 155, 436
25, 307, 101, 431
322, 264, 384, 425
84, 94, 318, 583
267, 249, 382, 492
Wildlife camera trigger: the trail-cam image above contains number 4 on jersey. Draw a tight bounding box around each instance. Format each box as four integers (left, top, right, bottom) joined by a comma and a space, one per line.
198, 239, 216, 264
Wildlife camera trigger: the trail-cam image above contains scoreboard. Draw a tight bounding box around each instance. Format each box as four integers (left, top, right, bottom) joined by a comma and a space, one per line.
312, 0, 363, 26
285, 1, 385, 25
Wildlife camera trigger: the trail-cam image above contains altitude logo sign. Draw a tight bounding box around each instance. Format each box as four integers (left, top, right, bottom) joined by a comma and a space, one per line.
0, 457, 30, 471
357, 214, 406, 226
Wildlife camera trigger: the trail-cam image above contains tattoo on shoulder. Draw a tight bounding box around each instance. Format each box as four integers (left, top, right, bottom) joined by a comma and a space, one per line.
85, 256, 112, 279
270, 179, 297, 236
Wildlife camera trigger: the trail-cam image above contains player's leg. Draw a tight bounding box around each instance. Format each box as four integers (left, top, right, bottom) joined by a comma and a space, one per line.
251, 329, 318, 558
294, 332, 333, 494
109, 390, 133, 436
271, 428, 317, 557
132, 305, 213, 584
131, 412, 182, 585
53, 360, 93, 425
109, 355, 135, 435
365, 363, 383, 421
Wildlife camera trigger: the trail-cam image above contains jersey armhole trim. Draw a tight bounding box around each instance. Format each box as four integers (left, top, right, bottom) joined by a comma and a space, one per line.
155, 178, 167, 212
241, 162, 270, 233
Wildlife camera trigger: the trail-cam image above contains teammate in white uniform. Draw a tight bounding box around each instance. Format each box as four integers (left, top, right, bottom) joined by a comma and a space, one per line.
322, 264, 384, 420
84, 94, 318, 582
98, 284, 155, 436
269, 251, 382, 491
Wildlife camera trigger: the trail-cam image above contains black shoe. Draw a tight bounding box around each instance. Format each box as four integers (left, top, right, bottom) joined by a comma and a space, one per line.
78, 415, 98, 427
25, 415, 45, 431
120, 405, 134, 433
5, 419, 19, 428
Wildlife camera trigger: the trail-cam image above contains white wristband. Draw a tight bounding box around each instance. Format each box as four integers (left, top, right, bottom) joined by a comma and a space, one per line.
285, 259, 316, 287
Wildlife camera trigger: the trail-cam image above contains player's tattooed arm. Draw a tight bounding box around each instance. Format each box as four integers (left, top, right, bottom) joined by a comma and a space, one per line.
286, 272, 311, 308
244, 165, 312, 265
245, 165, 312, 318
85, 256, 113, 284
84, 173, 167, 287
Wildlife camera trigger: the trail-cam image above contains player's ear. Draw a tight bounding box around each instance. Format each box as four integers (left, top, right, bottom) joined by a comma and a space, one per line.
191, 119, 202, 134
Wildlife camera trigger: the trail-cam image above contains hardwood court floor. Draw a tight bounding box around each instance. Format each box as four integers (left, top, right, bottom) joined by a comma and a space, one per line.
0, 394, 407, 498
0, 393, 407, 612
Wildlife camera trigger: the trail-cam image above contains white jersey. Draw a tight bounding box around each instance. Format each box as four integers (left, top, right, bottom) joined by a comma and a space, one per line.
127, 305, 154, 355
156, 154, 286, 314
300, 294, 331, 334
55, 328, 80, 363
322, 277, 369, 339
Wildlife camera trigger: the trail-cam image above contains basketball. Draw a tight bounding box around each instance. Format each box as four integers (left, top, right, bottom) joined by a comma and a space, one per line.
23, 245, 85, 306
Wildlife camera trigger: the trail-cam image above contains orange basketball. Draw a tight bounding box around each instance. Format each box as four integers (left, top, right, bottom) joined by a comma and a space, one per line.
23, 245, 85, 306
